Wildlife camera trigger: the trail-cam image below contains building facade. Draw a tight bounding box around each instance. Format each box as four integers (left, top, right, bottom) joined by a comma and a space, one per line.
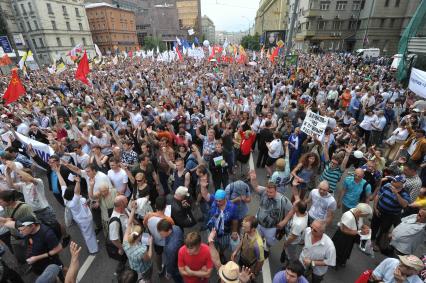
216, 30, 248, 45
201, 15, 215, 43
288, 0, 421, 54
136, 0, 183, 45
254, 0, 289, 35
176, 0, 201, 34
85, 2, 138, 53
0, 0, 94, 65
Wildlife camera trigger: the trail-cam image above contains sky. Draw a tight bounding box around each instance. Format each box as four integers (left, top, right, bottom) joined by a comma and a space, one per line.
201, 0, 258, 32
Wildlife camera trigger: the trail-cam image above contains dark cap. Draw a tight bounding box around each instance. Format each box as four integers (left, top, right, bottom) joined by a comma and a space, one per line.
15, 215, 39, 228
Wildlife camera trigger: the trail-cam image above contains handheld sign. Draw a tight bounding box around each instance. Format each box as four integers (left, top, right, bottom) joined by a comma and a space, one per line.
300, 111, 329, 137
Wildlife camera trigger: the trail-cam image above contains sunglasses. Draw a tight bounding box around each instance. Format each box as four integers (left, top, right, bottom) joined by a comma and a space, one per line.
136, 179, 143, 182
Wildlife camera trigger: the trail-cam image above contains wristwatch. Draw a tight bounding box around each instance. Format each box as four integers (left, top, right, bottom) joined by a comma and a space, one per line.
311, 261, 315, 267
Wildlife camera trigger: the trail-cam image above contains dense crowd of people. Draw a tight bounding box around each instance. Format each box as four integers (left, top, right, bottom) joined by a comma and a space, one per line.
0, 51, 425, 283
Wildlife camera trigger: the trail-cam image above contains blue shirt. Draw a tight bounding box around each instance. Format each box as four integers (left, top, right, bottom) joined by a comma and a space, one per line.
123, 240, 152, 274
207, 195, 238, 236
50, 171, 59, 194
349, 96, 360, 115
373, 258, 422, 283
164, 225, 184, 275
343, 176, 371, 208
225, 181, 251, 221
378, 183, 411, 215
272, 271, 309, 283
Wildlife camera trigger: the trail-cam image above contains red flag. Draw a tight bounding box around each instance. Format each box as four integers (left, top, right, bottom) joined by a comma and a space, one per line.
75, 51, 90, 85
128, 51, 133, 58
3, 69, 26, 105
175, 47, 183, 61
270, 47, 280, 63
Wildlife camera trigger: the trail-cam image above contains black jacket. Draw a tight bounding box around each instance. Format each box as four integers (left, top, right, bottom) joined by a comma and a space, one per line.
171, 198, 196, 229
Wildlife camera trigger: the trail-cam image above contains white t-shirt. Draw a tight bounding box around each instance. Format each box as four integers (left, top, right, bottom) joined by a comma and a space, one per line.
63, 186, 92, 222
268, 139, 283, 158
0, 162, 23, 182
338, 209, 364, 230
359, 115, 378, 131
108, 169, 130, 197
287, 214, 308, 245
80, 170, 113, 195
308, 189, 337, 221
69, 152, 90, 169
16, 179, 49, 211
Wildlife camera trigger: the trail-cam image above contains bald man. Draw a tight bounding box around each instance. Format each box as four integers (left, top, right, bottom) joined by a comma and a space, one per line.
338, 168, 371, 212
306, 181, 337, 227
109, 195, 129, 266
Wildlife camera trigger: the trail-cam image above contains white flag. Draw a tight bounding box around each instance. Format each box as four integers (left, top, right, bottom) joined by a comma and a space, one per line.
94, 44, 102, 59
188, 29, 195, 36
176, 37, 182, 46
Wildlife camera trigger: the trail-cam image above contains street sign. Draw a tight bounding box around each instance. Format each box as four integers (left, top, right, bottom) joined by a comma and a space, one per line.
0, 36, 13, 53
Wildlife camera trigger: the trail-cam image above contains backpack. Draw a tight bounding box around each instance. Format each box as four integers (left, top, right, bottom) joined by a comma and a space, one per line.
105, 217, 127, 261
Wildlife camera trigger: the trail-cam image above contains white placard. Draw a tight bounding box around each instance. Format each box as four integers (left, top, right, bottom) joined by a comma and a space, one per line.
408, 67, 426, 98
300, 111, 329, 136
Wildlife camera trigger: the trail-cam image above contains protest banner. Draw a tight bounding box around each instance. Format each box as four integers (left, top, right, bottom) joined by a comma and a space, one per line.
408, 68, 426, 99
300, 111, 329, 136
1, 131, 54, 162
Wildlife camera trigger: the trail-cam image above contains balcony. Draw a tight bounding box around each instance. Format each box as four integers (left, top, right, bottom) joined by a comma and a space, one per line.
298, 29, 316, 37
302, 9, 321, 18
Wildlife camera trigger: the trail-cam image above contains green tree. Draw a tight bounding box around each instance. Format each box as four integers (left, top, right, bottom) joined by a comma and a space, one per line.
142, 36, 167, 51
240, 34, 260, 51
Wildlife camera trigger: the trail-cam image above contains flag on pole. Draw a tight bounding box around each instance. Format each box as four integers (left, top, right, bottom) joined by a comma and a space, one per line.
56, 57, 66, 74
223, 38, 229, 50
75, 51, 90, 85
194, 37, 199, 45
176, 37, 182, 46
188, 29, 195, 36
269, 47, 280, 63
3, 69, 26, 105
18, 51, 30, 70
94, 44, 103, 60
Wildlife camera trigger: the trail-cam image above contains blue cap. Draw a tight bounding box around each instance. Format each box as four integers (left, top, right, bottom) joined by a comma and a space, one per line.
214, 189, 226, 200
392, 175, 406, 183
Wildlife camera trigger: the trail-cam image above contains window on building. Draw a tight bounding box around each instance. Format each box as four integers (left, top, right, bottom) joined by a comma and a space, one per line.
385, 0, 390, 7
306, 21, 310, 29
56, 37, 62, 47
39, 38, 44, 47
33, 20, 38, 30
395, 0, 400, 7
179, 19, 183, 28
28, 2, 33, 13
32, 38, 37, 48
336, 1, 347, 10
47, 3, 53, 14
380, 18, 385, 28
361, 0, 366, 9
317, 20, 326, 30
320, 1, 330, 10
70, 37, 75, 46
62, 5, 68, 15
82, 37, 87, 46
353, 1, 361, 10
20, 4, 26, 15
79, 23, 83, 31
26, 21, 31, 31
66, 22, 71, 30
75, 7, 80, 17
19, 22, 24, 31
52, 20, 57, 30
390, 18, 395, 27
333, 20, 341, 30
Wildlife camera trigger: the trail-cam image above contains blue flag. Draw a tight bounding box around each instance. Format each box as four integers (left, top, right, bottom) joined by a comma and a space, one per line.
194, 37, 199, 45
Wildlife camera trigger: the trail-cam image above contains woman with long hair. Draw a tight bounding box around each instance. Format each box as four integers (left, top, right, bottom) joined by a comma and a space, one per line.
123, 201, 153, 283
291, 152, 320, 201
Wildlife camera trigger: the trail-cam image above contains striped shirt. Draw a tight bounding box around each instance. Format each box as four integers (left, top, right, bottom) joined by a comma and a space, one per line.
378, 183, 411, 215
319, 162, 343, 193
123, 240, 152, 274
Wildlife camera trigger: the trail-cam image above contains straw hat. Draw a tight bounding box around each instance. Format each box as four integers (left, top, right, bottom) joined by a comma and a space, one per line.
399, 255, 424, 271
218, 261, 240, 283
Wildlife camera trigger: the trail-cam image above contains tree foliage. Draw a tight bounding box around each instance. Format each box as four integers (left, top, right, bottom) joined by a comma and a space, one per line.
142, 36, 167, 51
240, 34, 261, 51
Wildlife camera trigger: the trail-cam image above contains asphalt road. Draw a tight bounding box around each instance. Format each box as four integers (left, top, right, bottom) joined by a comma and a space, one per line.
3, 152, 424, 283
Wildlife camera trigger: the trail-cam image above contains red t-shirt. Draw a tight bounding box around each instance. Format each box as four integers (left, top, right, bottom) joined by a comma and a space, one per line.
177, 243, 213, 283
